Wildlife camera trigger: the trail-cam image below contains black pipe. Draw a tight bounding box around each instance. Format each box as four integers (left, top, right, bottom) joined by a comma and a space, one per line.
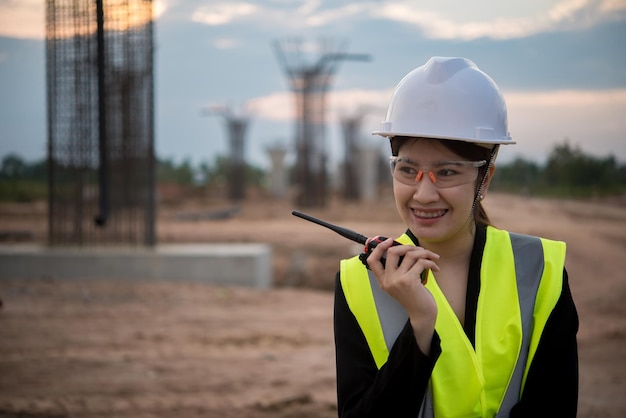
94, 0, 108, 227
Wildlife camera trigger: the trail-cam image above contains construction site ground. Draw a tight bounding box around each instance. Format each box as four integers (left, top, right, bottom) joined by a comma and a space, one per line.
0, 192, 625, 417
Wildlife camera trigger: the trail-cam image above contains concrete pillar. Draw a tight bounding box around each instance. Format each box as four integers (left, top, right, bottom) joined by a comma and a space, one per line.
266, 145, 288, 198
358, 145, 381, 202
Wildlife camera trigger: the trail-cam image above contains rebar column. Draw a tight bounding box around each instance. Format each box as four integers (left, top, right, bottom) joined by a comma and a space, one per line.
273, 38, 370, 207
46, 0, 155, 246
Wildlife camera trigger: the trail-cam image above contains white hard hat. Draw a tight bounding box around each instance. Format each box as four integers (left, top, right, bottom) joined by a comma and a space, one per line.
373, 56, 515, 146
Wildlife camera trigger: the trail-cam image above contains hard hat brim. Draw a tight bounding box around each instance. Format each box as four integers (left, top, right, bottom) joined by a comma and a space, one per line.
371, 130, 516, 145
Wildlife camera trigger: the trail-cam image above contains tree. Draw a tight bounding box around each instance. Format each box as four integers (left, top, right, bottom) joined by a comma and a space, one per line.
156, 158, 194, 185
493, 157, 540, 191
0, 154, 27, 179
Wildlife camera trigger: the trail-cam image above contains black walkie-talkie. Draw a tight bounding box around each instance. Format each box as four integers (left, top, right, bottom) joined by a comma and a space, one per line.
291, 210, 404, 270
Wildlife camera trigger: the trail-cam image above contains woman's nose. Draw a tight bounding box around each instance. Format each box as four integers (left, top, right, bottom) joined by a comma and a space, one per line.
412, 173, 439, 202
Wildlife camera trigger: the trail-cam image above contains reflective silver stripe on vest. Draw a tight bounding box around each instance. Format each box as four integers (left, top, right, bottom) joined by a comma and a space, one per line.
366, 232, 545, 418
367, 273, 409, 351
496, 232, 544, 417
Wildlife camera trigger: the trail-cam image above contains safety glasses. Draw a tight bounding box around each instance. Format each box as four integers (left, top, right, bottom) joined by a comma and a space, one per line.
389, 156, 486, 188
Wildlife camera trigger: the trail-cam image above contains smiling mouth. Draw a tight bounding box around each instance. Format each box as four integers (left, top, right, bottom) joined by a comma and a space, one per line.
412, 209, 447, 219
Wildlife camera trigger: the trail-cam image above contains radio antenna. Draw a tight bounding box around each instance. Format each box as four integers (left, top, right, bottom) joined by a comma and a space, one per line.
292, 210, 368, 244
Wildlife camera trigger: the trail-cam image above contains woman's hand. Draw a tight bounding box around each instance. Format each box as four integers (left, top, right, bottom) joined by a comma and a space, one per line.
366, 238, 440, 354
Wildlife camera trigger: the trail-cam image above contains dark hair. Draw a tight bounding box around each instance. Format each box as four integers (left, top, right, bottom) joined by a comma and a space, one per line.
390, 136, 495, 227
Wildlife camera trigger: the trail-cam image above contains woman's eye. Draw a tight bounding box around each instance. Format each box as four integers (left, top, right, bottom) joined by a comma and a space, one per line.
398, 165, 417, 175
438, 168, 458, 177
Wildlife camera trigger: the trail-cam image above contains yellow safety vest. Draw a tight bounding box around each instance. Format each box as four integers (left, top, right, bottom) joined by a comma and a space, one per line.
339, 226, 565, 417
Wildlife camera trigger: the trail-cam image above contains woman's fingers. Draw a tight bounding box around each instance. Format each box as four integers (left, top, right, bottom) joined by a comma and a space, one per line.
385, 244, 440, 272
366, 239, 439, 325
365, 237, 394, 271
366, 238, 440, 282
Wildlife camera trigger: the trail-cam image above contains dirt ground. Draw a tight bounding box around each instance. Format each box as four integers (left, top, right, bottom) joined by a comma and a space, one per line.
0, 192, 625, 417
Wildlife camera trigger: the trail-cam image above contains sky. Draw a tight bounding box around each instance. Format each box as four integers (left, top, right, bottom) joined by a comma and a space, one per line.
1, 0, 626, 172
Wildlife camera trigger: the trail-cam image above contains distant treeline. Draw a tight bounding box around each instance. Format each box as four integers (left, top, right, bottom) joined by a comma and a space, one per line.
157, 155, 266, 189
1, 141, 624, 202
0, 154, 267, 202
490, 141, 626, 197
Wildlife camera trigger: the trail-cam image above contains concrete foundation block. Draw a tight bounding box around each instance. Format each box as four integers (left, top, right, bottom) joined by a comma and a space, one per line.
0, 244, 273, 289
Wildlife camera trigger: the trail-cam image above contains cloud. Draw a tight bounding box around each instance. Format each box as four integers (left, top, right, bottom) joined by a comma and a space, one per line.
191, 3, 259, 26
4, 0, 625, 41
299, 3, 371, 27
153, 0, 169, 20
246, 86, 626, 123
602, 0, 626, 12
245, 88, 392, 122
246, 91, 294, 121
186, 0, 626, 41
246, 87, 626, 162
506, 88, 626, 107
502, 88, 626, 161
190, 0, 371, 31
377, 0, 626, 40
0, 0, 44, 39
0, 0, 169, 39
213, 38, 241, 49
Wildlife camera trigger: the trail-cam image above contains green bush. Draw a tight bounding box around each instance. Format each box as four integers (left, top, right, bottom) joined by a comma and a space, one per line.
0, 180, 48, 202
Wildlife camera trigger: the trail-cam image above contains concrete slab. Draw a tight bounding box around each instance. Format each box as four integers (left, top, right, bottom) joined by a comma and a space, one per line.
0, 244, 273, 289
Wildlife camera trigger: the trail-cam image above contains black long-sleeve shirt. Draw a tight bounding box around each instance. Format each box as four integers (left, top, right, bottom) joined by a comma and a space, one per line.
334, 226, 579, 417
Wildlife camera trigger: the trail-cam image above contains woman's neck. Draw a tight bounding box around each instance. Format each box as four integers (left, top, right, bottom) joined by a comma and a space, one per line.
412, 222, 476, 267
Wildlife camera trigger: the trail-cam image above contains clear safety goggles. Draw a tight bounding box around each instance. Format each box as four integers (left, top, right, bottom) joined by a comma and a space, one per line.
389, 156, 487, 188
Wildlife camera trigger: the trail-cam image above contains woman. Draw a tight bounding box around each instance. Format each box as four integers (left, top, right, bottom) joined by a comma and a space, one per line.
333, 57, 578, 417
